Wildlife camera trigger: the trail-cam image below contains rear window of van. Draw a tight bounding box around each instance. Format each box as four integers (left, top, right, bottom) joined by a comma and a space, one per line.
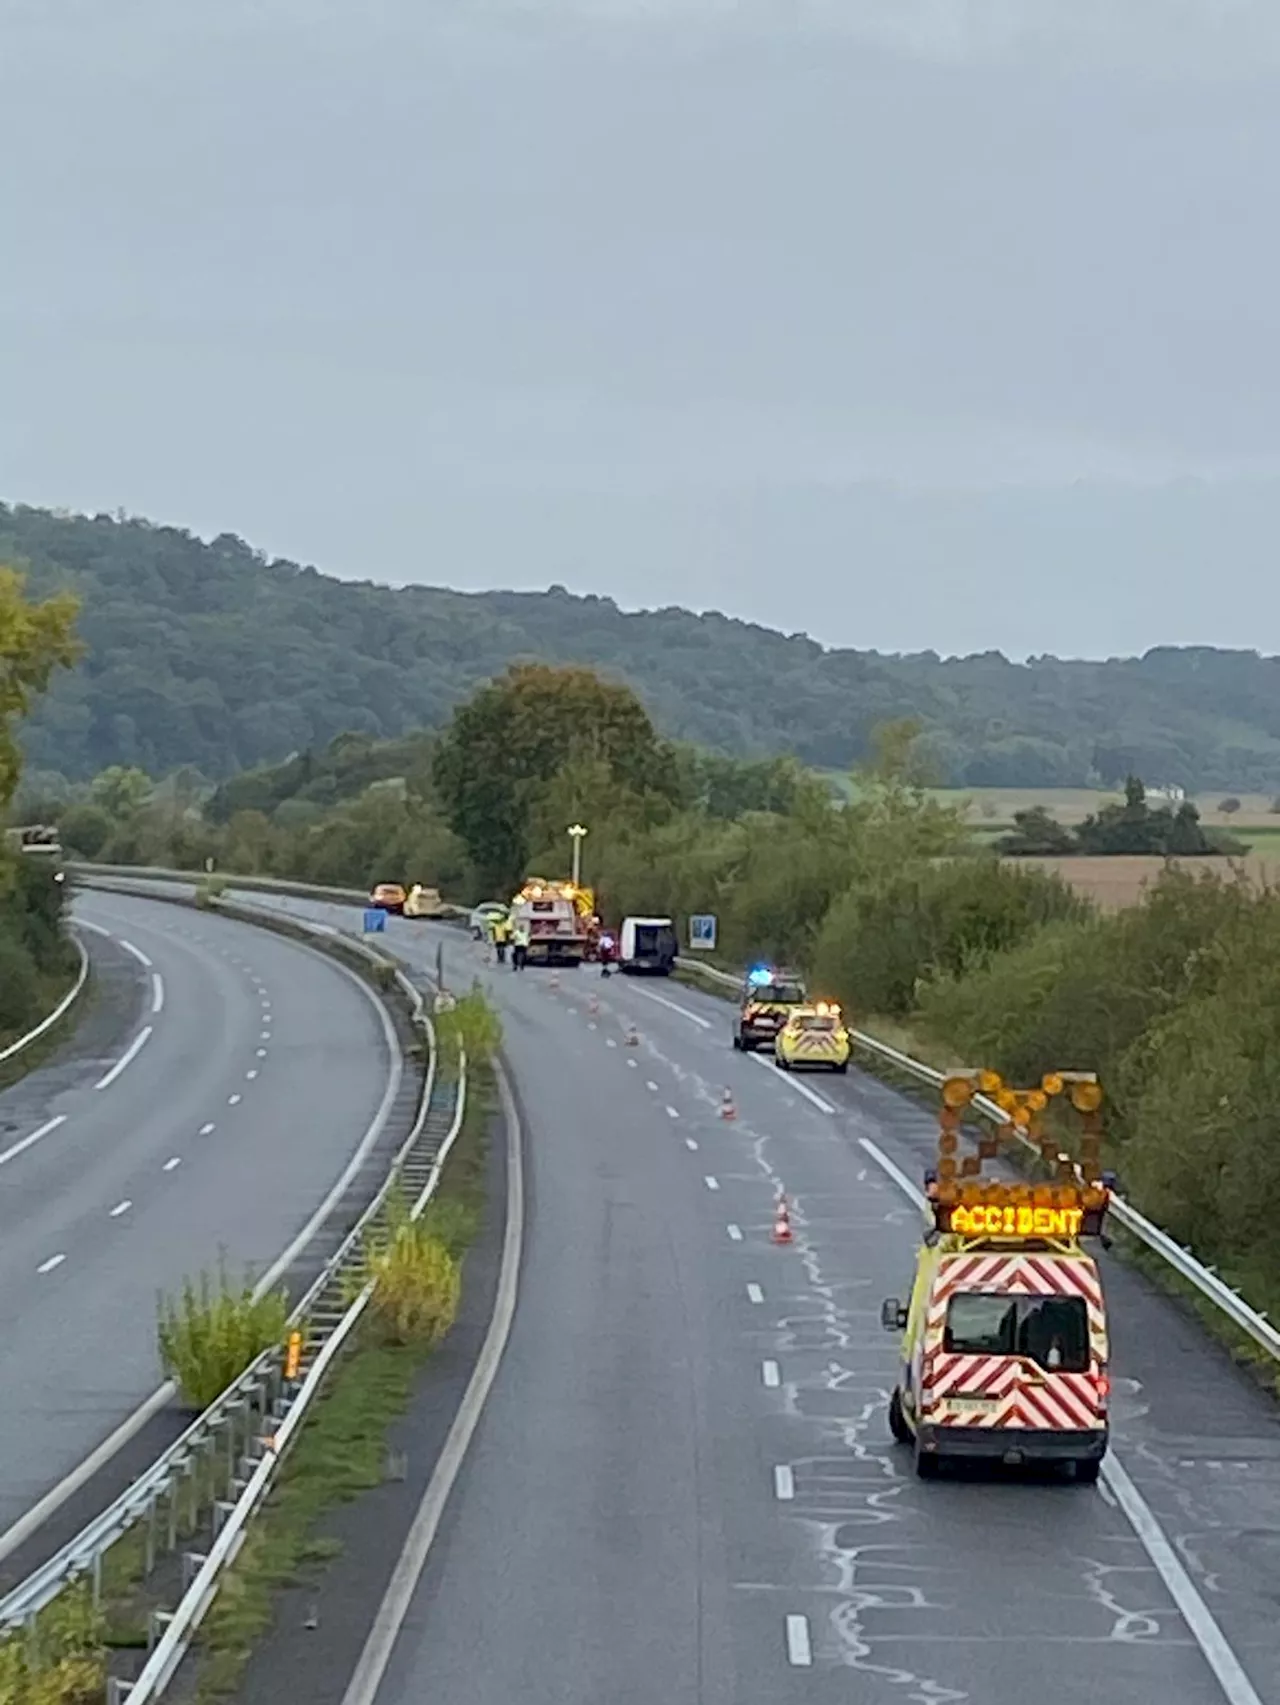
944, 1293, 1089, 1373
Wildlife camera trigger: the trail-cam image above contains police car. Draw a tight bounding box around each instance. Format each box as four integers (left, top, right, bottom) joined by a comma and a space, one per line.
732, 966, 808, 1051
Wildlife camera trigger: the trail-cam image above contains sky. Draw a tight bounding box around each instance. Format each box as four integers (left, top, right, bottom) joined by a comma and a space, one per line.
3, 0, 1280, 658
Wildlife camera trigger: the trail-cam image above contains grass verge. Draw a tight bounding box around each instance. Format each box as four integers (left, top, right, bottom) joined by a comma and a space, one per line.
187, 1059, 494, 1703
0, 962, 89, 1093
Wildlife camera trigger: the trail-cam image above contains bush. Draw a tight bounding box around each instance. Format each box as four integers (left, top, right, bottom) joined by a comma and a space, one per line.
918, 868, 1258, 1131
435, 986, 502, 1069
0, 1587, 106, 1705
357, 1193, 461, 1348
157, 1261, 289, 1410
811, 856, 1088, 1018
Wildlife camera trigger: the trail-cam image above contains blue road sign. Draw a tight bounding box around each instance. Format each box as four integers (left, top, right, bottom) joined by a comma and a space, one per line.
363, 908, 387, 934
689, 913, 717, 951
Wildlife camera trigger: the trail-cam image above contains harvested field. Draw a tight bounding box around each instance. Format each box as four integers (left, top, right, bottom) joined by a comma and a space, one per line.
1009, 854, 1280, 911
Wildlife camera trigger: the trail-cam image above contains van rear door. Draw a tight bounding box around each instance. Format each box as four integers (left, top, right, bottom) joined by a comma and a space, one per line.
924, 1255, 1107, 1438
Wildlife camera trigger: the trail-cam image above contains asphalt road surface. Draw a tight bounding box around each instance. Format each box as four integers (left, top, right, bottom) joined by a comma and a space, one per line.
213, 892, 1280, 1703
0, 890, 397, 1540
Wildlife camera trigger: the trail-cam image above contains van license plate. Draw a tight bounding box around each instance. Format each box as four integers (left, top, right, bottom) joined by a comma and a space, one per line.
948, 1397, 998, 1414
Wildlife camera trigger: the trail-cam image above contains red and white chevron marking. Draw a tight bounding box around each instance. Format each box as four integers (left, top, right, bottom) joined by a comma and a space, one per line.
925, 1354, 1103, 1430
919, 1251, 1107, 1433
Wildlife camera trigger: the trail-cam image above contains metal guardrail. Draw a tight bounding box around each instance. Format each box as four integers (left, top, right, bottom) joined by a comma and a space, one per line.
0, 932, 89, 1066
66, 861, 467, 918
0, 895, 464, 1685
674, 955, 1280, 1365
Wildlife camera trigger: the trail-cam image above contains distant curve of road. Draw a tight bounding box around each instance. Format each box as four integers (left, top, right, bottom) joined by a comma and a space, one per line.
223, 887, 1280, 1705
0, 890, 398, 1545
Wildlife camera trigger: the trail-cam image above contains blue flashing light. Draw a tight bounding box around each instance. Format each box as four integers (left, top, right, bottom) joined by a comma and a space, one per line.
747, 966, 774, 987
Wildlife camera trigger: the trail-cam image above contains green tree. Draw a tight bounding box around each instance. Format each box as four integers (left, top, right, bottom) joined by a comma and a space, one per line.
996, 805, 1078, 856
59, 802, 114, 859
90, 763, 153, 819
0, 566, 80, 809
433, 664, 679, 893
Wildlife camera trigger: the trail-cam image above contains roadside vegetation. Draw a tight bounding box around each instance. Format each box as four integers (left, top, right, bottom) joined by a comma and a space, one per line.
0, 569, 81, 1058
156, 1261, 290, 1410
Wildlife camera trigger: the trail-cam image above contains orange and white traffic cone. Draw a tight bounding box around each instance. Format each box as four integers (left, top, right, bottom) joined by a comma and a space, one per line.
720, 1087, 737, 1121
771, 1195, 794, 1245
625, 1022, 639, 1047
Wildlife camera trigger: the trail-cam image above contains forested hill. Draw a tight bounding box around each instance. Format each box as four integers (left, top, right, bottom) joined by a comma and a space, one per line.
7, 501, 1280, 789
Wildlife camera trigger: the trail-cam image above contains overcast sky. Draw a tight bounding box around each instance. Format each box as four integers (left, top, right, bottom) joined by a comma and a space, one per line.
3, 0, 1279, 657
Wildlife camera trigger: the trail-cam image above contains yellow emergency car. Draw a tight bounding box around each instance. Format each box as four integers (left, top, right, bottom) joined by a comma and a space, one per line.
774, 1002, 851, 1073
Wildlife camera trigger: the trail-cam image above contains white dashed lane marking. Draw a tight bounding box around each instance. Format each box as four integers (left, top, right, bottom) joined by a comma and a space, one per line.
0, 1115, 66, 1167
785, 1615, 812, 1667
228, 1094, 242, 1107
109, 1200, 132, 1218
199, 1123, 215, 1136
727, 1224, 743, 1241
95, 1026, 153, 1090
119, 939, 152, 968
762, 1360, 781, 1388
163, 1157, 182, 1172
747, 1283, 764, 1304
36, 1254, 66, 1275
704, 1175, 720, 1191
774, 1464, 794, 1499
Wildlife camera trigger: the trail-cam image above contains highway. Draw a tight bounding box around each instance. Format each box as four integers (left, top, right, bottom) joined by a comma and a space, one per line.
0, 890, 399, 1547
219, 889, 1280, 1705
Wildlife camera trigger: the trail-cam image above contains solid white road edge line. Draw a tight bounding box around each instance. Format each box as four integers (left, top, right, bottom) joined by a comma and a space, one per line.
339, 1051, 524, 1705
747, 1051, 835, 1114
119, 938, 152, 968
786, 1614, 812, 1666
855, 1132, 1264, 1705
0, 903, 405, 1565
0, 1115, 66, 1168
632, 987, 713, 1030
95, 1025, 153, 1090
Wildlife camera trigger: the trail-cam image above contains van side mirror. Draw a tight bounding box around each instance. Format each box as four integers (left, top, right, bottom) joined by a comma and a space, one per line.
880, 1297, 908, 1332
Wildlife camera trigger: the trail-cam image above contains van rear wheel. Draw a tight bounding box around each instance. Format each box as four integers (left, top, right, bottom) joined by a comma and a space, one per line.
1073, 1458, 1102, 1485
914, 1443, 941, 1479
888, 1388, 911, 1445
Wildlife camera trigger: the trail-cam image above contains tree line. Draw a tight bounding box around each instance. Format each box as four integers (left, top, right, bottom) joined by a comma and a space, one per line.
9, 500, 1280, 790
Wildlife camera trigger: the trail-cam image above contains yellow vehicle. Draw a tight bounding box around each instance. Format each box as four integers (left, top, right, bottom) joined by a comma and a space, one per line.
774, 1002, 851, 1073
404, 883, 446, 919
733, 966, 807, 1051
881, 1070, 1113, 1481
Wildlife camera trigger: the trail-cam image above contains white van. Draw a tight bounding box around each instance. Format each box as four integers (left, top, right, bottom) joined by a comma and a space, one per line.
619, 917, 677, 975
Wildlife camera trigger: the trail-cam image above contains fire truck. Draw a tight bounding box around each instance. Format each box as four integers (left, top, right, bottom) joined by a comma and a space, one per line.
881, 1069, 1113, 1482
508, 878, 595, 967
